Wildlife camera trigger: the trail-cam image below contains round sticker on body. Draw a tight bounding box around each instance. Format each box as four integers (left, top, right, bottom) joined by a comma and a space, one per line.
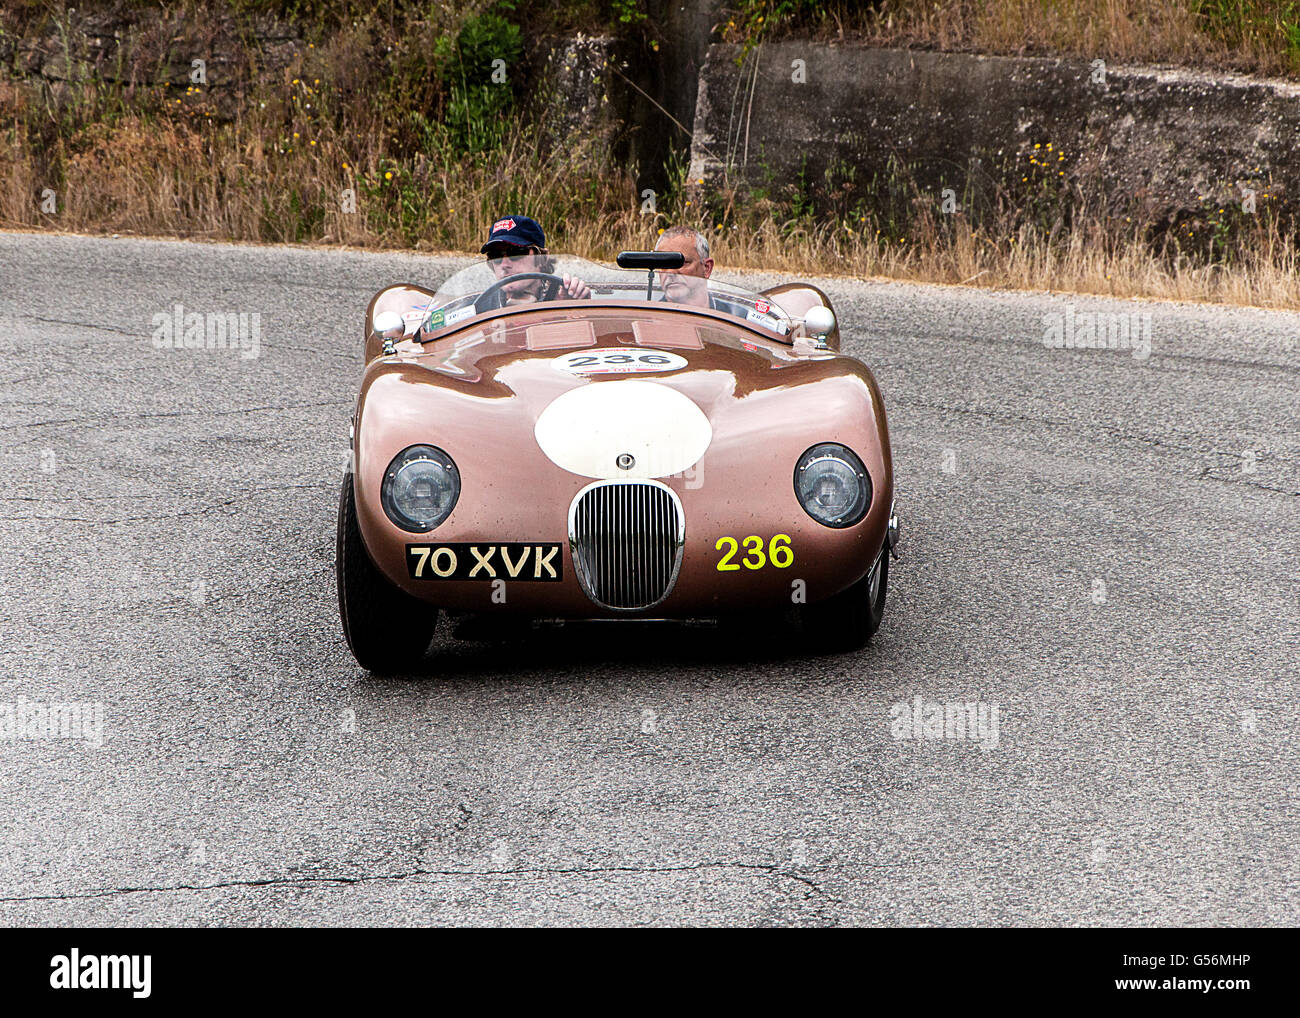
552, 349, 688, 376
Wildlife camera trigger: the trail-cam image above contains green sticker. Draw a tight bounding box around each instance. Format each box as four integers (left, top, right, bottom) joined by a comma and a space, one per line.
425, 308, 446, 330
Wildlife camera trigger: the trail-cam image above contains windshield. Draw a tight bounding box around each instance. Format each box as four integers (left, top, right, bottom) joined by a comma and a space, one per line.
419, 254, 791, 337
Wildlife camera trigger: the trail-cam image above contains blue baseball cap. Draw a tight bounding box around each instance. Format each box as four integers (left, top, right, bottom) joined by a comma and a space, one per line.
481, 214, 546, 252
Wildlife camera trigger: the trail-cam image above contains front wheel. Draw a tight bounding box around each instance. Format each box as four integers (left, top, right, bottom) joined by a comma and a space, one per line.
336, 473, 439, 673
800, 546, 888, 653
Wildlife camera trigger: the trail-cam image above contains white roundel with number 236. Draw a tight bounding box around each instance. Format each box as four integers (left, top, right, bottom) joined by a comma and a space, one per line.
552, 349, 688, 375
716, 534, 794, 571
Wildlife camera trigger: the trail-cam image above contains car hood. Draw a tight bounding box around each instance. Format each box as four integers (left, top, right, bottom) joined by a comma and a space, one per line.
356, 304, 886, 484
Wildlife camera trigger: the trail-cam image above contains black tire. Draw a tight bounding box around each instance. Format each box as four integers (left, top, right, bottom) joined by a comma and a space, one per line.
336, 473, 438, 673
801, 545, 888, 653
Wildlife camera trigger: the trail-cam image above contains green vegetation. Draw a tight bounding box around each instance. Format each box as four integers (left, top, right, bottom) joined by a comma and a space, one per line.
432, 7, 524, 153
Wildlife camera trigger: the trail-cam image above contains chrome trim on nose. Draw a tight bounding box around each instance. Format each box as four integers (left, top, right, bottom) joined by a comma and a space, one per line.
567, 479, 685, 611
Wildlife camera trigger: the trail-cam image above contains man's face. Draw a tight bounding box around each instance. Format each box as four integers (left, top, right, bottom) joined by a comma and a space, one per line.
659, 271, 709, 306
486, 243, 541, 299
655, 235, 712, 278
655, 234, 713, 307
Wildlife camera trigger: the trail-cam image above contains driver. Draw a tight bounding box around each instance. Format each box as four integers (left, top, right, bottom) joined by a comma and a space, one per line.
481, 215, 591, 303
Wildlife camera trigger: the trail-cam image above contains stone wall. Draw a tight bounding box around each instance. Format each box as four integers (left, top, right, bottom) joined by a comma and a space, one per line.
688, 43, 1300, 226
0, 2, 302, 118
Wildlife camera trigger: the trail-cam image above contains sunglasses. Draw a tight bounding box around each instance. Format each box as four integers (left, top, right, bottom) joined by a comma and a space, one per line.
486, 245, 535, 261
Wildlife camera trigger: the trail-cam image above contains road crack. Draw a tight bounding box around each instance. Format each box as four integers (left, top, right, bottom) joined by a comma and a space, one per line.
0, 399, 351, 434
0, 861, 833, 904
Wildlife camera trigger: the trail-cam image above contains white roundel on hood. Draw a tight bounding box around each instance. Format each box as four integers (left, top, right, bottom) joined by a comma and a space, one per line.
551, 348, 689, 375
533, 379, 711, 479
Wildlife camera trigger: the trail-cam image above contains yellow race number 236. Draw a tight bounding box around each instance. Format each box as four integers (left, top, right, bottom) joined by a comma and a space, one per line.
715, 534, 793, 571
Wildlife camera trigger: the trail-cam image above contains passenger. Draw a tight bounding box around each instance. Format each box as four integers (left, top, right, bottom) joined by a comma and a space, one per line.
655, 226, 717, 308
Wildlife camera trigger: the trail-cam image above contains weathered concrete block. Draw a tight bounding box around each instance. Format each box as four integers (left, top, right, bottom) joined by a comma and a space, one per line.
689, 43, 1300, 225
1, 1, 303, 114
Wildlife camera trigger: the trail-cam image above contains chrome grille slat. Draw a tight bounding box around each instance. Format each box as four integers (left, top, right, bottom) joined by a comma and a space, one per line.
649, 491, 658, 601
568, 480, 684, 611
636, 489, 644, 607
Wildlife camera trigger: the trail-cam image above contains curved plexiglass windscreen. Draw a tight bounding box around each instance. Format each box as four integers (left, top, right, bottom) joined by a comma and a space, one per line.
420, 254, 791, 337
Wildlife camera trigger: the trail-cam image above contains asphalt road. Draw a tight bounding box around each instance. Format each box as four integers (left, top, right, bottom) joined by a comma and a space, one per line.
1, 232, 1297, 927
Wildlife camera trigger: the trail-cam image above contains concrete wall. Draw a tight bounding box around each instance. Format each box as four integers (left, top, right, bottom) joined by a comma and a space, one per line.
689, 43, 1300, 226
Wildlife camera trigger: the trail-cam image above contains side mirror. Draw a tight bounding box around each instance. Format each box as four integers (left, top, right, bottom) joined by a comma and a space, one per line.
617, 251, 686, 300
372, 310, 404, 336
616, 251, 685, 270
802, 305, 836, 347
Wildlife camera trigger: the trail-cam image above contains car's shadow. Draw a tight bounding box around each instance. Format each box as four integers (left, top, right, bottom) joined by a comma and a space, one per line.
360, 610, 861, 683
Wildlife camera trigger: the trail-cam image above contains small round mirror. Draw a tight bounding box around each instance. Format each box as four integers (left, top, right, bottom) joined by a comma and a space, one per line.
803, 305, 835, 337
372, 310, 404, 336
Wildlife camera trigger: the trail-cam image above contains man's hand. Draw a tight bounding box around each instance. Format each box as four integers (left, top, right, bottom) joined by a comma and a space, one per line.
560, 275, 592, 300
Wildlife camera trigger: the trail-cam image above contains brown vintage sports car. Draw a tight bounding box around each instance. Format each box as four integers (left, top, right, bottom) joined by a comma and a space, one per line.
337, 251, 898, 672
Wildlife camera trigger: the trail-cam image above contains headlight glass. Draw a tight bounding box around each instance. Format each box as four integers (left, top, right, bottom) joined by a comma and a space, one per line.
794, 443, 871, 528
381, 445, 460, 532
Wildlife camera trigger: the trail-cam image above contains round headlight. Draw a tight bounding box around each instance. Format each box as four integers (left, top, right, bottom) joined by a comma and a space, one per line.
381, 445, 460, 532
794, 443, 871, 528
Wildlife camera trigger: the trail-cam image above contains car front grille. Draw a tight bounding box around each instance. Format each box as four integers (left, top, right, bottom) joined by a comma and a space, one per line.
568, 480, 685, 611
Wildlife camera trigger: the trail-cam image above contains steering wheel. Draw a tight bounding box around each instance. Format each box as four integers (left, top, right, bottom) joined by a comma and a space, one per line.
474, 272, 566, 313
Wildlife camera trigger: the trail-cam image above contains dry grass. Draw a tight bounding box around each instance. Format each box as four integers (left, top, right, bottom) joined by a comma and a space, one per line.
733, 1, 1300, 79
699, 214, 1300, 308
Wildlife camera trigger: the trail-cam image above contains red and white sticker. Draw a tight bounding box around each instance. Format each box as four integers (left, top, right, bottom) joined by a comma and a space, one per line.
402, 307, 431, 333
552, 349, 688, 375
753, 299, 771, 314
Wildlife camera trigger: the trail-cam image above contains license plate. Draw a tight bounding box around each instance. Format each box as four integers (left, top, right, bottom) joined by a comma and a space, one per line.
405, 543, 563, 581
